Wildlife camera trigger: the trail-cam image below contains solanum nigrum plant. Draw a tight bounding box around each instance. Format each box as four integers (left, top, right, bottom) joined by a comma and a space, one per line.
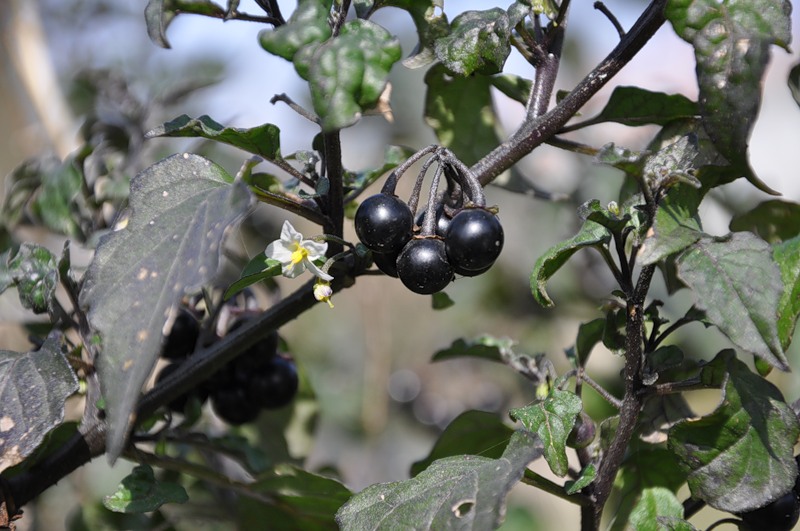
1, 0, 799, 529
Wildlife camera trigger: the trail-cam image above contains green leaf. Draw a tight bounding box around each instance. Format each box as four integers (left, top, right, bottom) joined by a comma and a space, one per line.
223, 254, 282, 300
654, 518, 699, 531
585, 87, 698, 128
355, 0, 449, 69
306, 19, 401, 132
565, 463, 596, 495
258, 0, 332, 61
431, 291, 455, 310
411, 410, 515, 477
666, 0, 791, 195
676, 232, 787, 369
490, 74, 532, 105
103, 465, 188, 513
729, 199, 800, 244
145, 0, 226, 49
628, 488, 685, 531
335, 430, 542, 530
5, 243, 60, 314
239, 464, 351, 530
774, 235, 800, 350
432, 335, 513, 363
609, 447, 687, 531
79, 153, 252, 461
424, 64, 502, 166
344, 145, 416, 192
0, 336, 78, 473
668, 352, 799, 513
570, 318, 606, 367
145, 115, 282, 161
509, 390, 582, 477
530, 216, 610, 307
434, 9, 511, 76
579, 199, 630, 235
639, 184, 703, 265
642, 133, 702, 193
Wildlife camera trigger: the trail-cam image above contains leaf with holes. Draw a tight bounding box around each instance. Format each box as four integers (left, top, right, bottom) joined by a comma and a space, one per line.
79, 153, 252, 461
667, 351, 799, 513
509, 390, 582, 477
146, 115, 282, 161
434, 9, 511, 76
0, 336, 78, 473
676, 232, 786, 369
336, 430, 541, 530
103, 465, 188, 513
424, 64, 502, 166
666, 0, 791, 195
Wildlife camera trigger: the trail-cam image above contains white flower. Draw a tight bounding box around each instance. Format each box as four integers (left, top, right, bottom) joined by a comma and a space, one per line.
313, 279, 334, 309
265, 221, 333, 281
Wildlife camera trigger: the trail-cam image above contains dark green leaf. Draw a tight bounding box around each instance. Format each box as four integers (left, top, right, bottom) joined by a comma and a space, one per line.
595, 143, 647, 177
639, 183, 703, 266
0, 336, 78, 473
676, 232, 787, 369
345, 144, 416, 192
434, 9, 511, 76
336, 430, 542, 530
654, 517, 699, 531
425, 64, 502, 166
411, 410, 515, 477
146, 115, 282, 161
530, 216, 610, 307
432, 335, 513, 363
729, 199, 800, 244
79, 153, 252, 461
571, 317, 606, 367
666, 0, 791, 195
774, 235, 800, 350
307, 19, 401, 132
239, 464, 351, 531
490, 74, 532, 105
258, 0, 332, 62
642, 133, 702, 192
103, 465, 188, 513
628, 488, 685, 531
0, 250, 13, 294
509, 390, 582, 477
5, 243, 60, 314
579, 199, 630, 235
223, 254, 282, 300
609, 447, 686, 531
431, 291, 455, 310
145, 0, 226, 49
355, 0, 449, 69
585, 86, 698, 128
668, 352, 799, 513
565, 464, 596, 495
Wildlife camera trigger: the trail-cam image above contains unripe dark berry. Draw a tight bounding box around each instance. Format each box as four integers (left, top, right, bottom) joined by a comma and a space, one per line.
566, 412, 596, 449
445, 208, 504, 275
396, 238, 453, 294
355, 194, 413, 254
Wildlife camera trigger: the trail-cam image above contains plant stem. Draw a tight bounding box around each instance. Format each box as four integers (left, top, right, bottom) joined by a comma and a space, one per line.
322, 131, 345, 255
521, 470, 591, 506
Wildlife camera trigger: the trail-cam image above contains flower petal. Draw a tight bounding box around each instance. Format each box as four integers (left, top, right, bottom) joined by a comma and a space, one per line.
265, 240, 293, 263
283, 260, 306, 278
305, 259, 333, 281
280, 220, 302, 243
302, 239, 328, 260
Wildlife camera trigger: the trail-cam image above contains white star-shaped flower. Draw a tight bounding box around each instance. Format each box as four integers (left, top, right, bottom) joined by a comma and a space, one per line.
265, 220, 333, 281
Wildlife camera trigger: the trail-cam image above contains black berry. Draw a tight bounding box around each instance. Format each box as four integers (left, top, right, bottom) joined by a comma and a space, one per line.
445, 208, 504, 275
211, 387, 261, 425
155, 362, 209, 413
245, 354, 299, 409
740, 490, 800, 531
355, 194, 413, 254
372, 249, 400, 277
396, 238, 453, 294
416, 204, 452, 237
162, 309, 200, 360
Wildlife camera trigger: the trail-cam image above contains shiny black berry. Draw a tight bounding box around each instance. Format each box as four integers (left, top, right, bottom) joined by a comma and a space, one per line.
355, 194, 413, 254
245, 354, 299, 409
162, 309, 200, 360
445, 208, 504, 275
372, 249, 400, 277
396, 238, 453, 294
740, 490, 800, 531
211, 387, 261, 425
156, 362, 209, 413
416, 204, 452, 237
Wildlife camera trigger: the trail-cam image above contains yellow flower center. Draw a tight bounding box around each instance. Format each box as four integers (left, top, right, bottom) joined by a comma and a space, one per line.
291, 244, 309, 265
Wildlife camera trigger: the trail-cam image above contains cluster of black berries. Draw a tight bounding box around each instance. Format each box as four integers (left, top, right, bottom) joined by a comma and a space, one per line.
354, 147, 504, 295
155, 309, 298, 425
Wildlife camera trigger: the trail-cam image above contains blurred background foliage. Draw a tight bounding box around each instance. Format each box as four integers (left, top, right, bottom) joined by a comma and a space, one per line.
1, 0, 799, 529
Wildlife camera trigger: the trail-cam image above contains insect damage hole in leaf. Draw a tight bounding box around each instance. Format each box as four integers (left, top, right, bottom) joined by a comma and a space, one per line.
79, 153, 252, 461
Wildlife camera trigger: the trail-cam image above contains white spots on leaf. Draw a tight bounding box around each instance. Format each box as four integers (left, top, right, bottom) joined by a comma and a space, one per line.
162, 191, 169, 198
0, 416, 15, 432
137, 268, 149, 280
136, 329, 148, 342
123, 359, 134, 371
149, 220, 155, 226
150, 271, 158, 279
182, 153, 190, 159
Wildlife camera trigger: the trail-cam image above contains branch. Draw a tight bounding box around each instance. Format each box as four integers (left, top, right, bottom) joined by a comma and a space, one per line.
471, 0, 667, 185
